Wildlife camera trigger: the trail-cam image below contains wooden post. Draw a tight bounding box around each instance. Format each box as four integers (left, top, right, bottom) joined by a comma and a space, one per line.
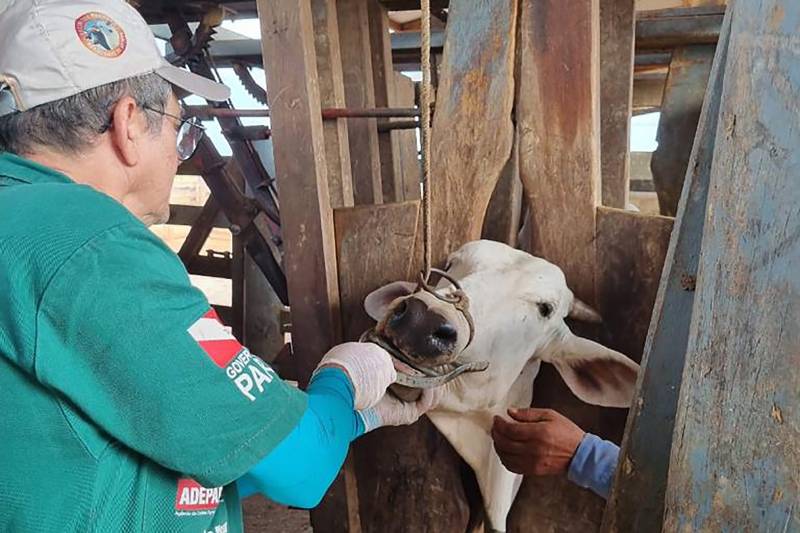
512, 1, 609, 530
518, 0, 601, 312
596, 208, 674, 363
600, 0, 635, 208
664, 1, 800, 529
482, 128, 523, 247
337, 0, 383, 205
393, 72, 421, 201
257, 0, 339, 382
367, 0, 402, 203
650, 44, 715, 215
602, 9, 731, 531
311, 0, 354, 208
257, 2, 358, 532
429, 0, 519, 266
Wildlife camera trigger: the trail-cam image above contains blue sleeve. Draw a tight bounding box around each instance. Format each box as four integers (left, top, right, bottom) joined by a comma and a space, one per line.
236, 367, 366, 508
566, 433, 619, 499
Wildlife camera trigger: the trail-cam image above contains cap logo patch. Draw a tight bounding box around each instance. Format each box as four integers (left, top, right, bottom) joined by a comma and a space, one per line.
75, 12, 127, 58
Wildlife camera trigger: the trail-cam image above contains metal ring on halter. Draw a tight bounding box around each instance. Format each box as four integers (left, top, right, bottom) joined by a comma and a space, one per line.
415, 268, 476, 348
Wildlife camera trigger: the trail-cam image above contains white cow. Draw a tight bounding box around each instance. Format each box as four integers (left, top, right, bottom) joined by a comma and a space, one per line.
363, 240, 640, 532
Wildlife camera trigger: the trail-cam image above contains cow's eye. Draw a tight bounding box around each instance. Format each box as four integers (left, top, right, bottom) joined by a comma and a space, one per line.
537, 302, 554, 319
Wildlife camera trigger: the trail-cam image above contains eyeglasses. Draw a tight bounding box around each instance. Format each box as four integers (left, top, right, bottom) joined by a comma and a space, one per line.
143, 105, 206, 161
98, 104, 206, 162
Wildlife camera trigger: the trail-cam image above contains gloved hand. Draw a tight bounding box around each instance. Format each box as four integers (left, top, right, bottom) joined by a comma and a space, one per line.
357, 387, 444, 433
314, 342, 397, 410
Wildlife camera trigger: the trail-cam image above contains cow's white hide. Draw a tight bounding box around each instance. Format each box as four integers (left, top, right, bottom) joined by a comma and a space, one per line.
364, 240, 639, 532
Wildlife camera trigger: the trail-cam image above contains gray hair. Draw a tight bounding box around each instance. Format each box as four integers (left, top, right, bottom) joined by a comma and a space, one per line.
0, 72, 172, 155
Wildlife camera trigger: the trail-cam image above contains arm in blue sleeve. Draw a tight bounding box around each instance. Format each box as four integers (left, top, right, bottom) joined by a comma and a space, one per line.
236, 367, 366, 508
566, 433, 619, 499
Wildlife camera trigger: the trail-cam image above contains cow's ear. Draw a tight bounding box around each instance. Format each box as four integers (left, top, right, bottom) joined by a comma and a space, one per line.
364, 281, 417, 321
541, 332, 640, 408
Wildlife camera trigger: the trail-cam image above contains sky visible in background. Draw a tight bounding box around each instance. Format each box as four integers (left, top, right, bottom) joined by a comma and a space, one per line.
159, 19, 661, 157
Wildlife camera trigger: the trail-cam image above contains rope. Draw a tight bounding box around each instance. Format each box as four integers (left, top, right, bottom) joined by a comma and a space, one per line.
420, 0, 433, 277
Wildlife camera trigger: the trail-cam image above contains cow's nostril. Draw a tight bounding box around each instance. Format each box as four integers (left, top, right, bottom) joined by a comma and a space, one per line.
391, 300, 408, 320
432, 323, 458, 344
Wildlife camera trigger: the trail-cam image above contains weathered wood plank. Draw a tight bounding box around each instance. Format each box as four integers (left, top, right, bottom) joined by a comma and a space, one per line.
333, 202, 468, 533
368, 0, 402, 203
429, 0, 518, 265
635, 6, 724, 50
600, 0, 635, 209
257, 0, 339, 380
510, 210, 673, 533
311, 0, 354, 208
637, 0, 726, 10
334, 201, 420, 342
596, 208, 674, 364
664, 1, 800, 530
651, 44, 715, 215
512, 1, 607, 530
393, 72, 421, 201
337, 0, 383, 205
378, 0, 723, 9
518, 0, 601, 311
633, 76, 666, 111
602, 9, 731, 531
257, 3, 354, 531
482, 128, 523, 247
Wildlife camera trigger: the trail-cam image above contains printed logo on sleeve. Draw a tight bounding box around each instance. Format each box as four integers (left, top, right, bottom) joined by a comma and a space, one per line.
175, 478, 223, 515
189, 309, 280, 401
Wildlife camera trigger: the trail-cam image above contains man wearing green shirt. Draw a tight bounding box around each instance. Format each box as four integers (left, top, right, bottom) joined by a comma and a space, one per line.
0, 1, 438, 531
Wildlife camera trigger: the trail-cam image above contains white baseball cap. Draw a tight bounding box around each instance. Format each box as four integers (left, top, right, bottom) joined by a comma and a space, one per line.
0, 0, 231, 117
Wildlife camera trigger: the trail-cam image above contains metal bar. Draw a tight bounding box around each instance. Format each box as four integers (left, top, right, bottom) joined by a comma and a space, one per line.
168, 203, 230, 228
636, 10, 723, 51
178, 195, 221, 264
223, 125, 272, 141
187, 255, 233, 279
191, 137, 289, 304
377, 119, 419, 132
186, 105, 420, 120
323, 107, 419, 119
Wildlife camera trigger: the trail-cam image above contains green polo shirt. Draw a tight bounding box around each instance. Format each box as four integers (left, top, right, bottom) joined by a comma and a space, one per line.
0, 153, 307, 532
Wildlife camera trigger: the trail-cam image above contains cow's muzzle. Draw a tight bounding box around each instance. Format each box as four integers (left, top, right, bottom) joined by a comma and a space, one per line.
383, 296, 460, 361
360, 269, 488, 393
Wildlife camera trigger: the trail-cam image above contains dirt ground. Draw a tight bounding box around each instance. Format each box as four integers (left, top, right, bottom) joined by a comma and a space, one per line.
242, 495, 312, 533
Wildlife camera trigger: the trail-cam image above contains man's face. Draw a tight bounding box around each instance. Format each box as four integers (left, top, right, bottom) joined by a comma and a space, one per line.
133, 92, 182, 226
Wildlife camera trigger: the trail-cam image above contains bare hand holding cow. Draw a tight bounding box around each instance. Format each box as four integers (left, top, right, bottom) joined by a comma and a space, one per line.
491, 408, 586, 476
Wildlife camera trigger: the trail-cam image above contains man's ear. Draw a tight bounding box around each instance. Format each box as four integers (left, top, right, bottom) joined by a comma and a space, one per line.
110, 95, 144, 167
541, 331, 640, 408
364, 281, 416, 321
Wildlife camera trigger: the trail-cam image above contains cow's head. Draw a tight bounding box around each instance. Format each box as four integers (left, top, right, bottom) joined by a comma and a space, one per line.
364, 240, 639, 410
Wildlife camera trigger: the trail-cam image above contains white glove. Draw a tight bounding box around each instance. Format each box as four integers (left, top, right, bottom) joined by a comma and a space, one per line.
358, 387, 444, 433
315, 342, 397, 410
